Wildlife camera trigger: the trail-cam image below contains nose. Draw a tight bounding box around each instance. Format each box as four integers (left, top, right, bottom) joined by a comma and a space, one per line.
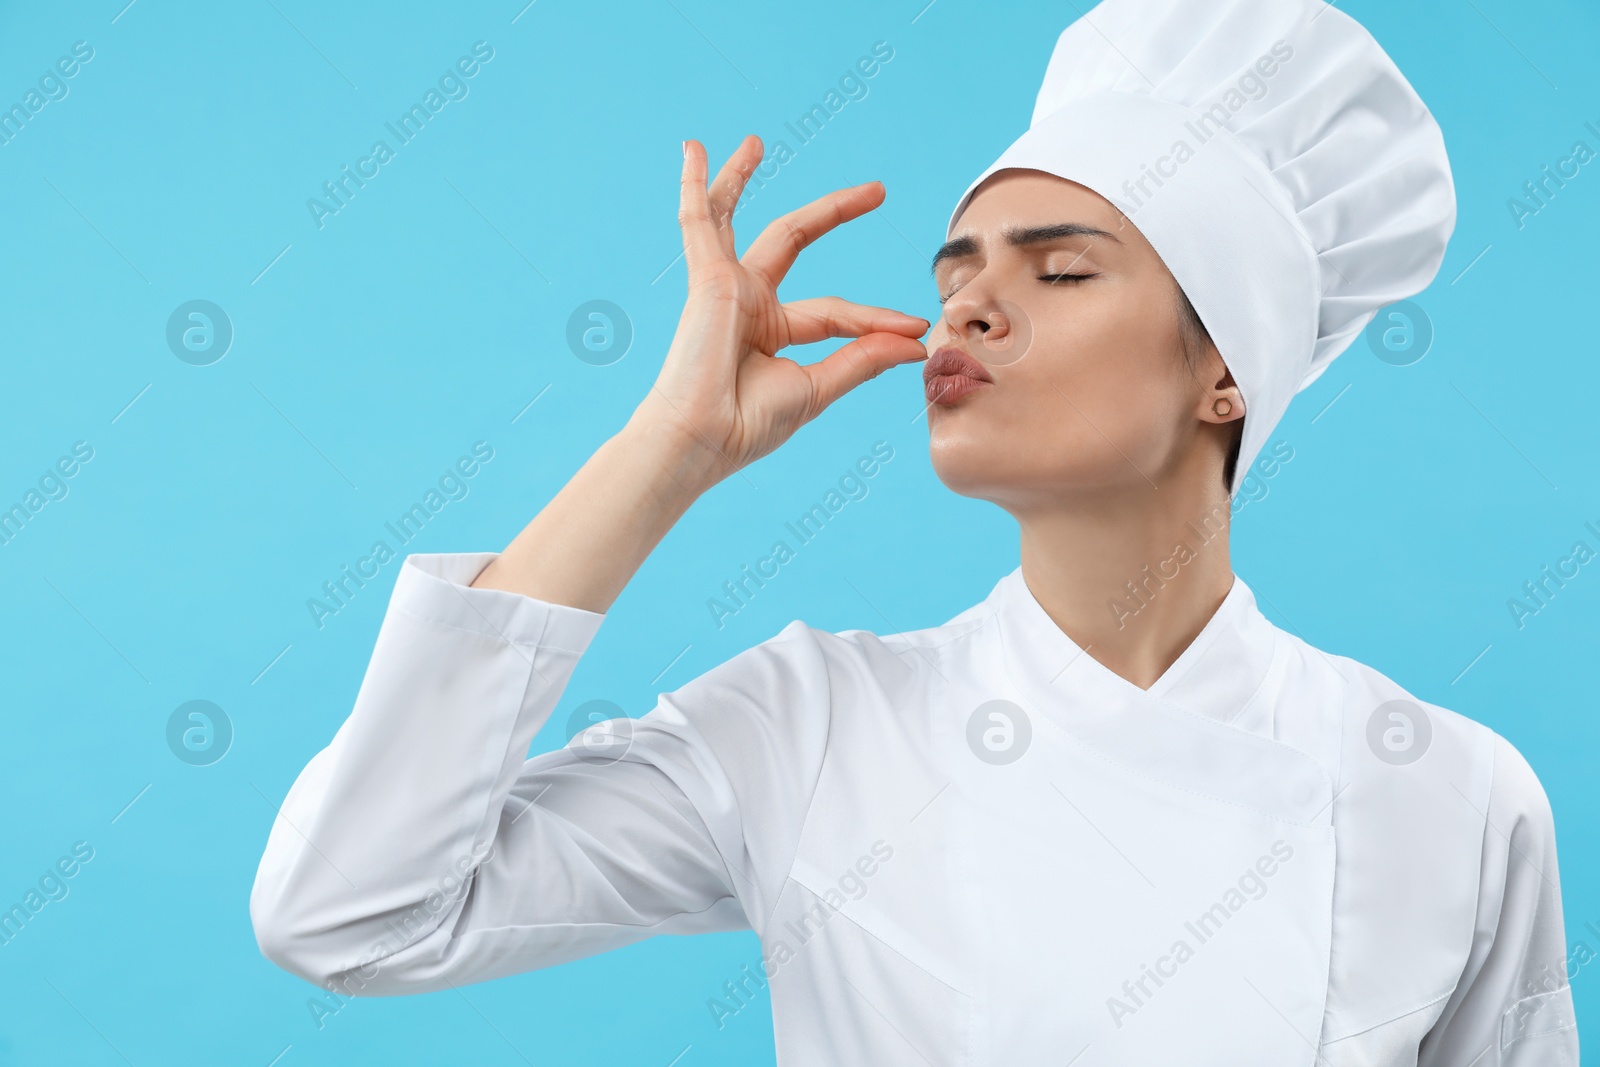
939, 271, 1033, 369
939, 277, 1012, 346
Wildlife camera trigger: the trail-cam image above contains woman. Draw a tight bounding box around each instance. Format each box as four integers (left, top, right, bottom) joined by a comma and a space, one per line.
251, 0, 1577, 1062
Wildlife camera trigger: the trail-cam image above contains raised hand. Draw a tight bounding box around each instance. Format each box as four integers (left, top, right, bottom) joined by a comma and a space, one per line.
633, 134, 930, 485
471, 136, 926, 612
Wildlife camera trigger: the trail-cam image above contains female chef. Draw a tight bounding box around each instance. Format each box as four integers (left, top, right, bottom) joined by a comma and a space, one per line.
251, 0, 1578, 1061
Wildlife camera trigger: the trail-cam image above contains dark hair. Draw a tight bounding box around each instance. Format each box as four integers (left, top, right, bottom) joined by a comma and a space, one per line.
1173, 286, 1242, 491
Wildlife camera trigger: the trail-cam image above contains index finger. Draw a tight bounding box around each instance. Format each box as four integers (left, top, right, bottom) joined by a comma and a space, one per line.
740, 180, 886, 290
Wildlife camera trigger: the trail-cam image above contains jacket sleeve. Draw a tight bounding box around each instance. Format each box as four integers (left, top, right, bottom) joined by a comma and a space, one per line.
1418, 732, 1579, 1065
249, 551, 832, 997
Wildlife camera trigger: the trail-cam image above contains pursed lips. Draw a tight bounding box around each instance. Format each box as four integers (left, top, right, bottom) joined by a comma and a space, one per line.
923, 346, 994, 405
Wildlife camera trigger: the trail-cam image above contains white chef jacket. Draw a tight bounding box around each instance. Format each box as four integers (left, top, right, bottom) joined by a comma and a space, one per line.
251, 551, 1579, 1065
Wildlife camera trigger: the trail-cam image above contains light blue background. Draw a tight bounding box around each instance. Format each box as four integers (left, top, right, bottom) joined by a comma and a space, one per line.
1, 0, 1596, 1063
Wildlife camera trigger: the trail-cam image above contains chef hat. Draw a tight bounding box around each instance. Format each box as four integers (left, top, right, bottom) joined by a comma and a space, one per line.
946, 0, 1456, 497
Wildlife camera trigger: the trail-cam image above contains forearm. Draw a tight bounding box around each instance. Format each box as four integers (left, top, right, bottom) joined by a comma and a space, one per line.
470, 410, 722, 613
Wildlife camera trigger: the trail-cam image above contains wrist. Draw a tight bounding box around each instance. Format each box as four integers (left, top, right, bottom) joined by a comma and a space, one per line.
617, 408, 728, 500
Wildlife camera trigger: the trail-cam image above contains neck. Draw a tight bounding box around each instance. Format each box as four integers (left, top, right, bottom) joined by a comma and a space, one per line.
1012, 475, 1237, 691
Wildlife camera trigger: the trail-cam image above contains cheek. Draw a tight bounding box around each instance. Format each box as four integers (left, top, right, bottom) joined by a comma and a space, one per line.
1013, 300, 1181, 418
1003, 302, 1195, 465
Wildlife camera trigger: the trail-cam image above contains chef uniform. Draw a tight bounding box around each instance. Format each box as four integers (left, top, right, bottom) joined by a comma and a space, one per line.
251, 0, 1579, 1062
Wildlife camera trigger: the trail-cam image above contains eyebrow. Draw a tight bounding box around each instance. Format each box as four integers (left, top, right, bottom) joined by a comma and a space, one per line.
930, 222, 1120, 275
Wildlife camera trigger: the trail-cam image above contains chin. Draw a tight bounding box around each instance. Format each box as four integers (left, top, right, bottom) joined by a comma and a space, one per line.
927, 431, 1008, 500
929, 429, 1142, 505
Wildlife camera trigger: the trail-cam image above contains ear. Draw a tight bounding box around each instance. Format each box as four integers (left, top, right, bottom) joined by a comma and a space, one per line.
1199, 351, 1245, 425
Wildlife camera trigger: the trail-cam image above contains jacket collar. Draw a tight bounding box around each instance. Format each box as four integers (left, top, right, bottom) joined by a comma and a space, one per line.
988, 564, 1280, 733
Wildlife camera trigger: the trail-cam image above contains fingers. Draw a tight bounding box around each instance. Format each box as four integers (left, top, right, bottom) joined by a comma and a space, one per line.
706, 134, 763, 246
802, 332, 927, 415
783, 296, 929, 347
681, 135, 765, 275
742, 181, 887, 290
678, 139, 719, 276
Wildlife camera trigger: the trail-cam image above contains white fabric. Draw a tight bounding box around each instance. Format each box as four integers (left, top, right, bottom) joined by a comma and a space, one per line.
252, 552, 1578, 1064
945, 0, 1457, 498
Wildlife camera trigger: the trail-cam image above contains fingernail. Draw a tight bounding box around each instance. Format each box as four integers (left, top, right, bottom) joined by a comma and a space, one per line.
682, 140, 688, 157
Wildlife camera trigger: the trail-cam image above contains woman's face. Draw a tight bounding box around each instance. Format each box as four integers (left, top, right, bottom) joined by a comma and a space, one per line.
925, 169, 1241, 508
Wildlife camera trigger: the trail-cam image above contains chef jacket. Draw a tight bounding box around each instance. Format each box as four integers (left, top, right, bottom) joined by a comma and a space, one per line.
251, 551, 1579, 1064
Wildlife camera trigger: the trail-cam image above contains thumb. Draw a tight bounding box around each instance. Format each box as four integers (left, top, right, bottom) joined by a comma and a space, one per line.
802, 333, 926, 416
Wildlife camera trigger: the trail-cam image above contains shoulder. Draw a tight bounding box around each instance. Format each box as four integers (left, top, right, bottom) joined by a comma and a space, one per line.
731, 591, 995, 677
1272, 626, 1559, 835
1272, 628, 1499, 769
654, 617, 834, 716
655, 596, 995, 727
801, 598, 996, 701
1477, 722, 1557, 823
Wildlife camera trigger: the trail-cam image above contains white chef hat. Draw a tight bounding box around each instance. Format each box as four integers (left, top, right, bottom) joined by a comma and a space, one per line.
946, 0, 1456, 498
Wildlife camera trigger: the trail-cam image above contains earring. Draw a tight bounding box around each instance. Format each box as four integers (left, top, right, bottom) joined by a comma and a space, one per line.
1212, 397, 1233, 417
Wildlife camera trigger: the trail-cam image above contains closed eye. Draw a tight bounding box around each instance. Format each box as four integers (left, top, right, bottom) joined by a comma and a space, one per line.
937, 272, 1100, 304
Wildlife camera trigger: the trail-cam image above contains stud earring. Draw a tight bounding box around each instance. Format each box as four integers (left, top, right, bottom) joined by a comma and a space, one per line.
1212, 397, 1233, 417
